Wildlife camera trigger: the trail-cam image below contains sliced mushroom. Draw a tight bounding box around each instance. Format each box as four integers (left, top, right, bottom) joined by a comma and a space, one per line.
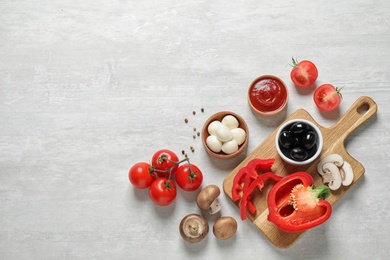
317, 154, 344, 174
213, 216, 237, 240
320, 162, 342, 190
196, 185, 222, 214
340, 161, 353, 186
179, 214, 209, 243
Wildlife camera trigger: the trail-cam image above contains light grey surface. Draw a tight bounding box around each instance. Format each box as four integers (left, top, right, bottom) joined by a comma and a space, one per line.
1, 0, 389, 259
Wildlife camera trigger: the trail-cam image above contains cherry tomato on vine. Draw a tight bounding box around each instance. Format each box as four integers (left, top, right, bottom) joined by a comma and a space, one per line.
175, 164, 203, 191
313, 84, 343, 111
151, 149, 179, 177
128, 162, 156, 189
290, 58, 318, 88
149, 178, 177, 206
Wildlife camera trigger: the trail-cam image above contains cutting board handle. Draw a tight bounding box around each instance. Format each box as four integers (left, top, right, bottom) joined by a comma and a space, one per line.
330, 96, 377, 141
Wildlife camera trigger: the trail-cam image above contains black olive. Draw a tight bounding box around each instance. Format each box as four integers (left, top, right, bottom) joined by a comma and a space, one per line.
279, 131, 293, 149
302, 131, 317, 150
290, 147, 309, 161
293, 137, 301, 147
289, 122, 310, 136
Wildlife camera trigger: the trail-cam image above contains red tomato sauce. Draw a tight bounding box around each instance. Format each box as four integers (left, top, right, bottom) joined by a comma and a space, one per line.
249, 77, 287, 113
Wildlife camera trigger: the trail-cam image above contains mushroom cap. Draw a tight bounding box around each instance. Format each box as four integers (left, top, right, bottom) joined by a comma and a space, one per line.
179, 214, 209, 243
196, 184, 221, 210
340, 161, 354, 186
213, 216, 237, 240
317, 154, 344, 174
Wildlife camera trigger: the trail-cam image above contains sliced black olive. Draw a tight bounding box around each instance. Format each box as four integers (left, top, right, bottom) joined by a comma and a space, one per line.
289, 122, 310, 136
279, 131, 293, 149
290, 147, 309, 161
302, 131, 317, 150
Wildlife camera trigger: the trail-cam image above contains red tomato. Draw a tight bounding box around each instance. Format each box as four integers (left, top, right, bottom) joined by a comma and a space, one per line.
128, 162, 156, 189
290, 58, 318, 88
151, 149, 179, 177
313, 84, 342, 111
149, 178, 177, 206
175, 164, 203, 191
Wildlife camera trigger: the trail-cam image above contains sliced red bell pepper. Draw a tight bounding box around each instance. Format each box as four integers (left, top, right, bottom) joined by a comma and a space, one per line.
240, 172, 282, 220
232, 158, 275, 202
267, 171, 332, 232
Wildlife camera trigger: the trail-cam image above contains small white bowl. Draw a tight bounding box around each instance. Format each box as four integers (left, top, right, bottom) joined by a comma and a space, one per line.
275, 119, 323, 166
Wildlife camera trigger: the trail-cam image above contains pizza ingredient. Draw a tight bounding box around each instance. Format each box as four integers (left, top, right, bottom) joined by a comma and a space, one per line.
213, 216, 238, 240
290, 58, 318, 88
179, 214, 209, 243
267, 172, 332, 232
314, 84, 343, 111
196, 185, 222, 214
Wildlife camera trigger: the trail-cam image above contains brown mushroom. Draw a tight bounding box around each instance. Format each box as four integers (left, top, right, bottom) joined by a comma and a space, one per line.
213, 216, 237, 240
196, 185, 222, 214
179, 214, 209, 243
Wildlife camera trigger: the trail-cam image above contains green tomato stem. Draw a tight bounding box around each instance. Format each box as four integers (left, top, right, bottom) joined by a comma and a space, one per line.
153, 156, 195, 182
291, 57, 299, 67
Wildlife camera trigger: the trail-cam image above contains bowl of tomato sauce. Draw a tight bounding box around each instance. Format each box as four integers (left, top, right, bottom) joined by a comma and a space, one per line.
248, 75, 288, 117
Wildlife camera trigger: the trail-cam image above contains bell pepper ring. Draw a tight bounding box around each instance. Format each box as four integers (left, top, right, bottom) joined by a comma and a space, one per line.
232, 158, 275, 202
267, 171, 332, 232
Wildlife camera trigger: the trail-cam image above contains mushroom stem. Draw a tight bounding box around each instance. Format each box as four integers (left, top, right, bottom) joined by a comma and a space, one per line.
320, 170, 334, 184
208, 199, 222, 214
185, 219, 201, 237
321, 162, 342, 190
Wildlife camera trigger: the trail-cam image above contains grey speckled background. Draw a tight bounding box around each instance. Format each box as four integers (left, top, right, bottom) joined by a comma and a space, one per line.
1, 0, 389, 259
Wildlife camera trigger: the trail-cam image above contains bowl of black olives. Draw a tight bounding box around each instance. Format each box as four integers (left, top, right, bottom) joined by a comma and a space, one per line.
275, 119, 323, 166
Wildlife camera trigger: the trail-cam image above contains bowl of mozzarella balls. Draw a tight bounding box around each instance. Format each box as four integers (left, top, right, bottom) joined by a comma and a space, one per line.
202, 111, 249, 159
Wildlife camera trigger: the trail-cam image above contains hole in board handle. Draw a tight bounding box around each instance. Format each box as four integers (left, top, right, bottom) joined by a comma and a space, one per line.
357, 102, 370, 115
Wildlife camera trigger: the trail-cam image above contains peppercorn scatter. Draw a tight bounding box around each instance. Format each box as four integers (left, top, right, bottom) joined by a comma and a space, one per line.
182, 108, 206, 155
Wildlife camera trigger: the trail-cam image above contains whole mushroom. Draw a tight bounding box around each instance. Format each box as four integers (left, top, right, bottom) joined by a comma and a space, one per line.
179, 214, 209, 243
213, 216, 237, 240
196, 185, 222, 214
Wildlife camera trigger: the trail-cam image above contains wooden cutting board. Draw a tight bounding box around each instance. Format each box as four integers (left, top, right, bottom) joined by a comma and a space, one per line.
222, 96, 378, 248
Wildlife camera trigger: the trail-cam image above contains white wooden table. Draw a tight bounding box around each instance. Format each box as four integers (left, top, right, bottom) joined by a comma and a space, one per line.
1, 0, 389, 259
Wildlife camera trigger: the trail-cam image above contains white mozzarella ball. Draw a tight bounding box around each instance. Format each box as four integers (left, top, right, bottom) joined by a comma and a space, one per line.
206, 135, 222, 153
208, 120, 222, 136
222, 140, 239, 154
216, 124, 233, 142
221, 115, 239, 130
231, 128, 246, 145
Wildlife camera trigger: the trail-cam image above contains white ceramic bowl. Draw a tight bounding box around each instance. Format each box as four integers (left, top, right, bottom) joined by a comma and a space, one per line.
275, 119, 323, 166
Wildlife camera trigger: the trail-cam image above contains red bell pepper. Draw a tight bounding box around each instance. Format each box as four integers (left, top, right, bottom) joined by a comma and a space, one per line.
240, 172, 282, 220
232, 158, 275, 202
267, 171, 332, 232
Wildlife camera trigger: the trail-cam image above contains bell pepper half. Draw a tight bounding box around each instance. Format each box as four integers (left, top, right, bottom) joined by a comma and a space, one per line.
267, 171, 332, 232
